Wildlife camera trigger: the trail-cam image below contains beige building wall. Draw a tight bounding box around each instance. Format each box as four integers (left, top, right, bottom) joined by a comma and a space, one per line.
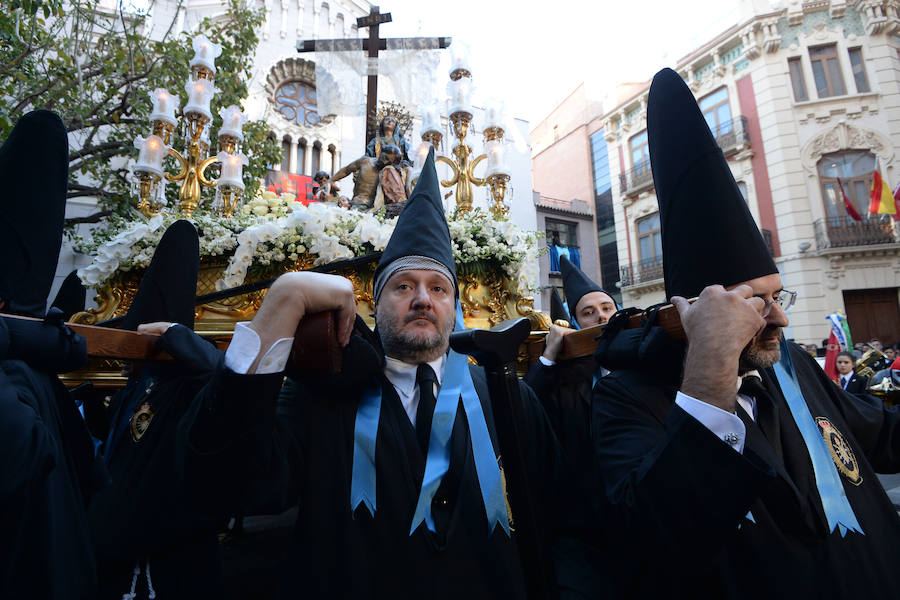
595, 0, 900, 346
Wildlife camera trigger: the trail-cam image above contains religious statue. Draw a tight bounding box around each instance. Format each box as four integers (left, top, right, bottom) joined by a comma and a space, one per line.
365, 116, 409, 162
312, 170, 341, 202
373, 144, 411, 210
332, 146, 401, 211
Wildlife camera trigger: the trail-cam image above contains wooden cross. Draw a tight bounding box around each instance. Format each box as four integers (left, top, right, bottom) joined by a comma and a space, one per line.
297, 6, 451, 149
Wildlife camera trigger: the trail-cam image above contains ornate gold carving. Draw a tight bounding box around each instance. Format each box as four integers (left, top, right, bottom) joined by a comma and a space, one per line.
460, 274, 481, 318
484, 271, 511, 327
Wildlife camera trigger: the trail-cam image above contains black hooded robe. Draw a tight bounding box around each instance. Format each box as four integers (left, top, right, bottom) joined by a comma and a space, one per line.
592, 342, 900, 598
178, 354, 573, 599
88, 325, 224, 600
0, 359, 99, 600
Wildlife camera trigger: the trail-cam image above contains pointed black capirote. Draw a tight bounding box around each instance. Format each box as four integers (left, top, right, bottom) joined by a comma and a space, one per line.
0, 111, 68, 317
373, 146, 457, 293
50, 270, 87, 321
120, 220, 199, 331
549, 287, 569, 324
559, 255, 618, 323
648, 68, 777, 299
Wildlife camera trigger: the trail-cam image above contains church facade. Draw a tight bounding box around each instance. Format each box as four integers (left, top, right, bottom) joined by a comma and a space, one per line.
536, 0, 900, 347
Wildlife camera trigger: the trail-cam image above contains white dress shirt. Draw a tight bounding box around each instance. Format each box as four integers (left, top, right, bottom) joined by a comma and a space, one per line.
224, 321, 447, 423
675, 371, 761, 455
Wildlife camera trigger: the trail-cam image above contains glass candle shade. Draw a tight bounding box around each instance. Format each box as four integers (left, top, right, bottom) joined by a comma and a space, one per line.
184, 78, 217, 120
134, 134, 168, 176
217, 151, 248, 190
190, 34, 223, 74
218, 105, 247, 141
421, 104, 441, 135
485, 139, 508, 177
149, 88, 179, 126
448, 77, 472, 116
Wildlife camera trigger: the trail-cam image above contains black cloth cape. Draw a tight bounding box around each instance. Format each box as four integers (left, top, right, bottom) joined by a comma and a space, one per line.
592, 342, 900, 599
524, 357, 598, 506
0, 359, 100, 600
88, 325, 223, 600
178, 332, 585, 599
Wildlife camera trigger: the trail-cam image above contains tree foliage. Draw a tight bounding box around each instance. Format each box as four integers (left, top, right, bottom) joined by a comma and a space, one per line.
0, 0, 281, 225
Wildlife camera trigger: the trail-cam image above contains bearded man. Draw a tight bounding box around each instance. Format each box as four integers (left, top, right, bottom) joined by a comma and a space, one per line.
176, 149, 583, 599
592, 69, 900, 599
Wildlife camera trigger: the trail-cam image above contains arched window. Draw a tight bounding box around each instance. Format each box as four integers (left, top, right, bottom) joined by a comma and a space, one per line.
818, 151, 876, 220
274, 81, 321, 127
297, 138, 307, 175
281, 135, 292, 172
312, 140, 322, 174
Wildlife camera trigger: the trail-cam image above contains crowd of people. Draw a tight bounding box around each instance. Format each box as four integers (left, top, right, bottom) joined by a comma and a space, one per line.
3, 69, 900, 600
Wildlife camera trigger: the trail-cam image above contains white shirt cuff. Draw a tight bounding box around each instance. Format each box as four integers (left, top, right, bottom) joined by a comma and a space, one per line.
675, 391, 746, 454
224, 322, 294, 375
538, 355, 555, 367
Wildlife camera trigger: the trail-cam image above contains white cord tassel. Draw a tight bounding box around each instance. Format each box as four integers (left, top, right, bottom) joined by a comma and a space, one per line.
121, 560, 156, 600
121, 563, 140, 600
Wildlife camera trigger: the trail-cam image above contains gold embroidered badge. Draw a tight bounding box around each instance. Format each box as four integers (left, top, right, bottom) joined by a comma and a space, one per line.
130, 402, 154, 442
815, 417, 862, 486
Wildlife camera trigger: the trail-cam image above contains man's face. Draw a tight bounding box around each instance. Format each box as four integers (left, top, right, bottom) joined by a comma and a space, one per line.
376, 269, 456, 363
836, 356, 854, 375
871, 340, 883, 352
732, 273, 789, 371
574, 291, 617, 328
886, 348, 896, 360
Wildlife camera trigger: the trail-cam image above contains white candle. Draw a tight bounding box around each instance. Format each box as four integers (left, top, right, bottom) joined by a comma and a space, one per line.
415, 141, 431, 168
134, 134, 168, 176
183, 78, 217, 120
448, 77, 472, 115
218, 105, 247, 141
484, 100, 505, 131
190, 34, 223, 73
217, 151, 248, 189
485, 140, 508, 177
421, 104, 441, 134
149, 88, 179, 126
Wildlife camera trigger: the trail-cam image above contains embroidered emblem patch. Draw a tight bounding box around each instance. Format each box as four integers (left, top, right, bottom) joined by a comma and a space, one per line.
815, 417, 862, 486
130, 402, 154, 442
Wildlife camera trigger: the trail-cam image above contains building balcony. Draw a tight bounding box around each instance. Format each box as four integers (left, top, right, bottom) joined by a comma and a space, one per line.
813, 217, 899, 251
619, 259, 664, 287
617, 116, 751, 197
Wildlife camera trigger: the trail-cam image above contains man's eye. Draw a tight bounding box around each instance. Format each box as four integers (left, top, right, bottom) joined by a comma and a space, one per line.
432, 286, 446, 293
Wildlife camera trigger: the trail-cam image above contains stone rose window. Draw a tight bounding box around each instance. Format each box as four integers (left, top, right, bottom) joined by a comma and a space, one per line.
274, 80, 321, 127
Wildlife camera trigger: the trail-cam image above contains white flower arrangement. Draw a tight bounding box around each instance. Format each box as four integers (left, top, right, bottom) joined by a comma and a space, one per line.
76, 197, 542, 294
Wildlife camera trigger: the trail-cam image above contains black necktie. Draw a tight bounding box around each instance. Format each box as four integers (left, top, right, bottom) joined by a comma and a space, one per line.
739, 375, 782, 456
416, 364, 438, 453
841, 376, 848, 389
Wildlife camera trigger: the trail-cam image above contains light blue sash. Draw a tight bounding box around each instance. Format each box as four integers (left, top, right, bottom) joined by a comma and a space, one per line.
772, 336, 864, 537
351, 303, 510, 537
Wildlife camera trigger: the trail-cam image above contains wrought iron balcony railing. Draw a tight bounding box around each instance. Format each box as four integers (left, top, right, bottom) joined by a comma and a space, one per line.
813, 216, 898, 250
618, 116, 750, 196
619, 259, 664, 287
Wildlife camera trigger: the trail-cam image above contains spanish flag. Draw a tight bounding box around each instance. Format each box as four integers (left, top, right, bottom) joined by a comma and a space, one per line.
869, 169, 900, 221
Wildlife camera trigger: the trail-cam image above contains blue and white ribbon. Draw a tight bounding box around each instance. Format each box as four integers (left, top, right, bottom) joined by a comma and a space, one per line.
351, 303, 510, 537
772, 336, 864, 537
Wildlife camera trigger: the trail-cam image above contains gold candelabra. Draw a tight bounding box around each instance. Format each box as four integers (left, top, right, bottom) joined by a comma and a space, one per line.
419, 60, 512, 219
132, 35, 247, 219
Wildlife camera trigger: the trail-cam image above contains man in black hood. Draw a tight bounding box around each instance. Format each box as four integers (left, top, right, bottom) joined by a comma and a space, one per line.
87, 220, 224, 600
592, 68, 900, 599
174, 149, 582, 599
0, 110, 102, 600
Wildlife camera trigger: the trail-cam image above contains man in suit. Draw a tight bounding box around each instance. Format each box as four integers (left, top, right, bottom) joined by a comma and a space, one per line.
171, 149, 586, 599
836, 351, 868, 395
592, 68, 900, 599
